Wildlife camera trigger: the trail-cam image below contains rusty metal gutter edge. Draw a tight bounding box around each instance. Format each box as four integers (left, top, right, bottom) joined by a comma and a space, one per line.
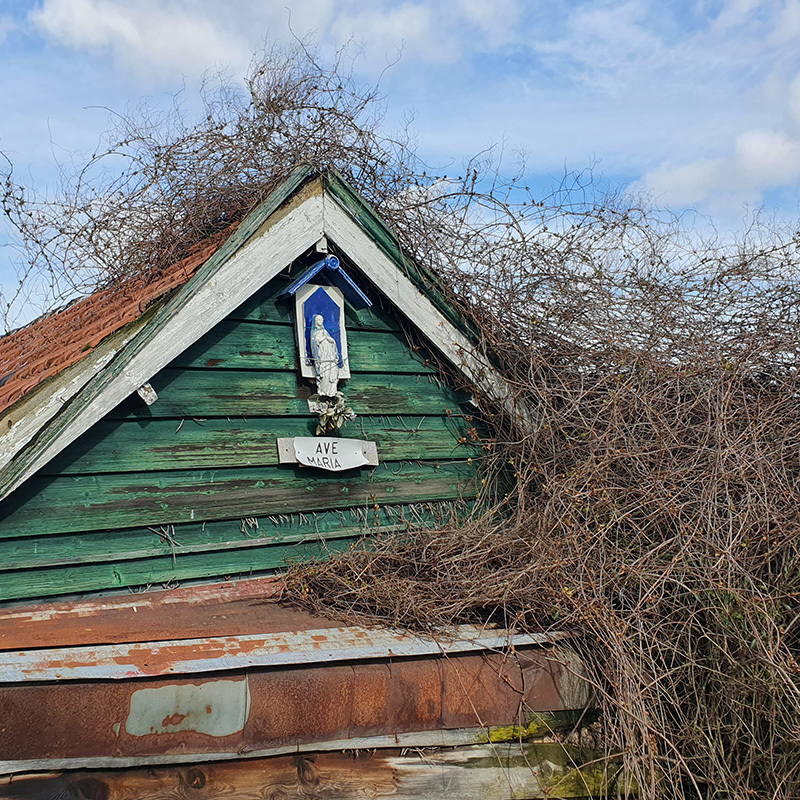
1, 626, 570, 683
0, 726, 521, 777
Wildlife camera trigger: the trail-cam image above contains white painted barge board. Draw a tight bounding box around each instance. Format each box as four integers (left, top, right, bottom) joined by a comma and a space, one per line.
0, 192, 325, 502
0, 174, 530, 502
0, 322, 145, 472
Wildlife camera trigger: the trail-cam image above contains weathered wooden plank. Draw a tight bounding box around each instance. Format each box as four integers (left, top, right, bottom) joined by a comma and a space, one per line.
0, 537, 354, 602
324, 193, 533, 431
108, 369, 470, 419
229, 276, 402, 332
0, 461, 477, 539
42, 416, 481, 475
169, 319, 437, 374
0, 502, 459, 572
0, 743, 623, 799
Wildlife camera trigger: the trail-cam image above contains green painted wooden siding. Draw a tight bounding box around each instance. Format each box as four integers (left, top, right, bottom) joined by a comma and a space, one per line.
0, 270, 482, 602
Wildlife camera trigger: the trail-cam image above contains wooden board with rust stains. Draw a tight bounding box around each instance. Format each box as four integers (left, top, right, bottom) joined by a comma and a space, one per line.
0, 743, 624, 799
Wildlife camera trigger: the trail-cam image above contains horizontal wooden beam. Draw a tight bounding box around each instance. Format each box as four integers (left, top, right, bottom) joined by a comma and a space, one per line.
170, 319, 437, 374
42, 416, 478, 475
0, 460, 477, 539
0, 742, 623, 799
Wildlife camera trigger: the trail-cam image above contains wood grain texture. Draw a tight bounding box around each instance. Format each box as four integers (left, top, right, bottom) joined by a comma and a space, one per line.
0, 460, 476, 539
229, 277, 401, 332
42, 416, 480, 475
325, 169, 474, 337
105, 369, 469, 419
170, 319, 437, 374
0, 315, 152, 477
0, 172, 496, 602
0, 537, 353, 601
0, 502, 454, 571
0, 172, 324, 501
323, 192, 534, 430
0, 743, 622, 799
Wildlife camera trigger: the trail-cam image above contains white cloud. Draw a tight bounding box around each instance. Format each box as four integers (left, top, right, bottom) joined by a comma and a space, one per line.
488, 1, 800, 218
330, 3, 447, 66
786, 73, 800, 134
713, 0, 771, 29
644, 158, 728, 207
772, 0, 800, 41
455, 0, 520, 48
28, 0, 524, 79
0, 15, 16, 45
30, 0, 249, 79
736, 128, 800, 185
643, 128, 800, 212
28, 0, 343, 80
11, 0, 800, 224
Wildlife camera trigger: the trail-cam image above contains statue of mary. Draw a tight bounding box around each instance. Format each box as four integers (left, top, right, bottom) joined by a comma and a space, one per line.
309, 314, 340, 397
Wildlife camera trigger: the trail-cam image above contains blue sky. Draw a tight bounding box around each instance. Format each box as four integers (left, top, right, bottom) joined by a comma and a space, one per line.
1, 0, 800, 325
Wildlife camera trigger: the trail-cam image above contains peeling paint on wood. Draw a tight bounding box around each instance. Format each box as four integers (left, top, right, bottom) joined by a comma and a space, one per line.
0, 168, 489, 603
0, 502, 463, 601
0, 460, 476, 538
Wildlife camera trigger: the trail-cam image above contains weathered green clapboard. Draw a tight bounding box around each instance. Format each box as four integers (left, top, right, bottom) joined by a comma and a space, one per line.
0, 271, 483, 601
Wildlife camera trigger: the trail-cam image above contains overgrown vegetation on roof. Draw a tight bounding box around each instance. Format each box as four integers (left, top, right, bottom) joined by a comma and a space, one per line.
4, 40, 800, 800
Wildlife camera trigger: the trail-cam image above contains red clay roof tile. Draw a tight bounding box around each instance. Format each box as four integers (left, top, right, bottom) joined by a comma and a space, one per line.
0, 227, 235, 416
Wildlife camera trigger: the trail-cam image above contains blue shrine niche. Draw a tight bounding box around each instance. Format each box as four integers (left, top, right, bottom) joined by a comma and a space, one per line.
303, 287, 344, 368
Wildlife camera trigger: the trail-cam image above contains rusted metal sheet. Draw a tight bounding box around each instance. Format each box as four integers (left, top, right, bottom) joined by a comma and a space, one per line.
0, 578, 588, 778
0, 648, 586, 773
0, 624, 567, 682
0, 577, 297, 651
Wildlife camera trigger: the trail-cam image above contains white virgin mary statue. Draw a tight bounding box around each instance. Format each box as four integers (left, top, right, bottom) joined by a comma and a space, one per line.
309, 314, 340, 396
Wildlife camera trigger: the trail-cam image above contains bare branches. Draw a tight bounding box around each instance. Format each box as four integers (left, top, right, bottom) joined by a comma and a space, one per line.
0, 40, 418, 330
288, 174, 800, 798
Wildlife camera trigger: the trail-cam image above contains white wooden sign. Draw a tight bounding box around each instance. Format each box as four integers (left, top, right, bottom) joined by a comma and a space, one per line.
276, 437, 379, 471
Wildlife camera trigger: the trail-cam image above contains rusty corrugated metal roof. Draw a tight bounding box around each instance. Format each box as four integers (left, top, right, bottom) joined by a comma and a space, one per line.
0, 577, 586, 775
0, 578, 566, 683
0, 577, 297, 650
1, 624, 567, 683
0, 646, 582, 773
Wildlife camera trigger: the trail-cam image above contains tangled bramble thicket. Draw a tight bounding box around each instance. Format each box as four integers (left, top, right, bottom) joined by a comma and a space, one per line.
4, 41, 800, 800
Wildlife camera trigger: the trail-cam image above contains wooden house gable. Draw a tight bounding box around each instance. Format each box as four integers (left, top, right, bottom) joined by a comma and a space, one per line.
0, 169, 506, 602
